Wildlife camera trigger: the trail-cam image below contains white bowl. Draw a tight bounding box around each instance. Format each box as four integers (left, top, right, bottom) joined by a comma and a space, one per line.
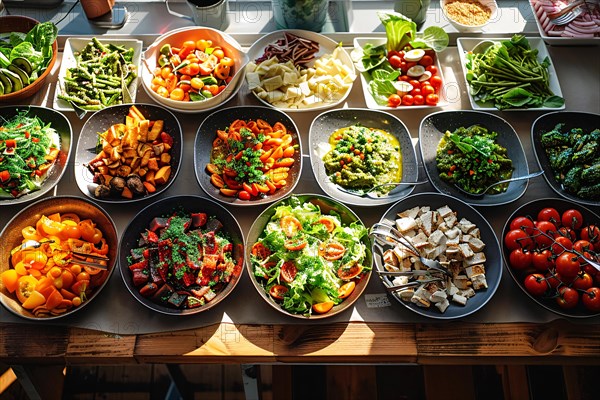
441, 0, 498, 32
141, 27, 248, 114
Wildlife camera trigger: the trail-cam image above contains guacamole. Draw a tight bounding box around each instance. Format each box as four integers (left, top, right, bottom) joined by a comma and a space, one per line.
323, 124, 402, 195
436, 125, 513, 195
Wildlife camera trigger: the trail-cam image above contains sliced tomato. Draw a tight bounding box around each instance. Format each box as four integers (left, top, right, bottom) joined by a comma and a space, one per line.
269, 284, 288, 300
280, 261, 297, 283
312, 301, 334, 314
251, 242, 271, 260
338, 281, 356, 299
318, 241, 346, 261
284, 237, 307, 251
280, 215, 302, 237
337, 263, 363, 280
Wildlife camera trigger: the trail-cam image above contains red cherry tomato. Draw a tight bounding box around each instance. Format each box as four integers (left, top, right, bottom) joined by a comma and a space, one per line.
505, 229, 533, 251
418, 55, 434, 67
410, 88, 422, 97
401, 94, 414, 106
532, 249, 554, 272
509, 248, 533, 270
269, 284, 288, 300
534, 220, 557, 247
582, 287, 600, 312
425, 65, 438, 75
388, 94, 401, 107
413, 94, 425, 105
388, 54, 403, 69
555, 252, 581, 279
510, 216, 535, 235
430, 75, 443, 89
573, 272, 594, 290
561, 209, 584, 229
425, 93, 439, 106
408, 79, 421, 89
581, 225, 600, 245
545, 272, 561, 289
556, 286, 579, 309
551, 236, 573, 255
398, 75, 410, 81
538, 208, 561, 225
554, 226, 576, 241
280, 261, 297, 283
421, 85, 435, 96
524, 273, 549, 297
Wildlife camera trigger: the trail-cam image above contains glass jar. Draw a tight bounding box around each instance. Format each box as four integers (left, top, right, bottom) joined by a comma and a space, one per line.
273, 0, 329, 32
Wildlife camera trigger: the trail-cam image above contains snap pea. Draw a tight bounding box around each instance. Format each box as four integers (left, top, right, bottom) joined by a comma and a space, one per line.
59, 38, 137, 110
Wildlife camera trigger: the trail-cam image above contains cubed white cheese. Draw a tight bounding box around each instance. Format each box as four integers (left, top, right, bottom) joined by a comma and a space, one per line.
452, 293, 468, 306
436, 299, 450, 313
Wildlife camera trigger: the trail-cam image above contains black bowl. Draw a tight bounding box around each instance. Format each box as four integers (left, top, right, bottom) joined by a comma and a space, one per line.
194, 106, 302, 206
118, 195, 244, 315
419, 110, 529, 206
309, 108, 419, 207
74, 103, 183, 203
375, 192, 503, 319
0, 106, 72, 205
531, 111, 600, 207
502, 198, 600, 318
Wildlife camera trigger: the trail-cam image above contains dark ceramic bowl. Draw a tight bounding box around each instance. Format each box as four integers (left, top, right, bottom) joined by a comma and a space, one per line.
119, 195, 245, 315
375, 192, 502, 320
246, 194, 372, 319
194, 106, 302, 206
0, 106, 72, 206
502, 198, 600, 318
309, 108, 420, 207
74, 103, 182, 203
531, 111, 600, 207
0, 196, 118, 320
419, 110, 530, 206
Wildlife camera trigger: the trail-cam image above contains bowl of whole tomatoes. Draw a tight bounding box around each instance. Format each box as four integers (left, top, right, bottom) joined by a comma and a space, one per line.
141, 27, 248, 113
503, 199, 600, 317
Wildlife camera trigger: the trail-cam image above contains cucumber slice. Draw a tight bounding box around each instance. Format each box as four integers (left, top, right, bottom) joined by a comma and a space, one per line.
0, 71, 13, 94
7, 64, 30, 88
11, 57, 33, 75
0, 68, 23, 92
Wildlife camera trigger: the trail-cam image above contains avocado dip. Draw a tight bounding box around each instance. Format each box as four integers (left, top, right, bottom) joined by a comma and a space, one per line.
323, 124, 402, 194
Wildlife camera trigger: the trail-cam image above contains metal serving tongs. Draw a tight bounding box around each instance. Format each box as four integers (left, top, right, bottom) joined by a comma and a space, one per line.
370, 223, 452, 278
19, 240, 109, 270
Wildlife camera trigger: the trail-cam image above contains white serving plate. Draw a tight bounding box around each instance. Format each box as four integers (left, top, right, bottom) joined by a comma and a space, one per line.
529, 0, 600, 46
353, 37, 448, 110
457, 37, 565, 111
246, 29, 356, 113
53, 38, 143, 112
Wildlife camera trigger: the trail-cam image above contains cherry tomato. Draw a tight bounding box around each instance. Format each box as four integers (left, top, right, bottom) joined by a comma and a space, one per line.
413, 94, 425, 105
387, 50, 401, 59
545, 272, 561, 289
319, 241, 346, 261
509, 248, 532, 270
421, 85, 435, 96
524, 273, 549, 297
581, 225, 600, 245
238, 190, 251, 201
269, 284, 288, 300
251, 242, 271, 260
284, 237, 308, 251
408, 79, 421, 89
582, 287, 600, 312
573, 272, 594, 290
533, 220, 556, 247
554, 226, 576, 241
430, 75, 443, 89
573, 239, 594, 253
555, 251, 581, 279
388, 54, 403, 69
338, 263, 363, 280
556, 286, 579, 309
398, 75, 410, 82
561, 209, 584, 230
401, 94, 414, 106
410, 88, 422, 97
510, 216, 535, 234
280, 261, 297, 283
388, 94, 401, 107
418, 55, 434, 67
505, 229, 533, 251
425, 93, 439, 106
425, 65, 438, 75
280, 215, 302, 237
538, 208, 560, 225
532, 249, 554, 272
338, 281, 356, 299
551, 236, 573, 255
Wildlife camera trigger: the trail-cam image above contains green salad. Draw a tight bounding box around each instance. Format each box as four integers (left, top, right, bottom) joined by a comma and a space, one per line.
436, 125, 513, 195
0, 110, 61, 198
250, 196, 369, 316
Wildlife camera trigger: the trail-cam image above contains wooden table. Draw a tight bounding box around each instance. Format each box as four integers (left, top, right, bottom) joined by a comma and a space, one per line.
1, 35, 599, 399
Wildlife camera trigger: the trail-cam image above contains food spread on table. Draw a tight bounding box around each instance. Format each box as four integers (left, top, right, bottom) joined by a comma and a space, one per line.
0, 110, 61, 198
436, 125, 513, 195
531, 0, 600, 38
322, 124, 402, 196
250, 196, 369, 316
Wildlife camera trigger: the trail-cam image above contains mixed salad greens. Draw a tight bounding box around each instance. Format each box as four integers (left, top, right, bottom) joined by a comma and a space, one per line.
250, 196, 369, 316
0, 22, 58, 94
352, 12, 448, 107
0, 110, 61, 198
436, 125, 513, 195
465, 35, 564, 110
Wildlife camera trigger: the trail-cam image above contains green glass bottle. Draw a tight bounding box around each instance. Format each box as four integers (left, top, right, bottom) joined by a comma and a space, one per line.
273, 0, 329, 32
394, 0, 431, 29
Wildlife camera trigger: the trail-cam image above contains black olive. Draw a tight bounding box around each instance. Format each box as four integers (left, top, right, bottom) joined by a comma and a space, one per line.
126, 174, 146, 196
110, 176, 126, 193
94, 184, 111, 198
